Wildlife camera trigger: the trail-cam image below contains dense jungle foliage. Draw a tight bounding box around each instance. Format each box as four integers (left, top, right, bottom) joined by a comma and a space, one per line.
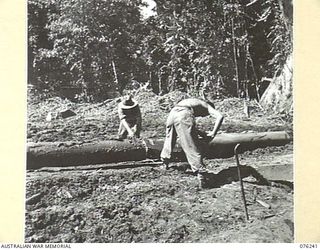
28, 0, 292, 101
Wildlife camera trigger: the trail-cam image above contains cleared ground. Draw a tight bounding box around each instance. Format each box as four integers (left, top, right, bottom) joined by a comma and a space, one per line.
25, 90, 293, 243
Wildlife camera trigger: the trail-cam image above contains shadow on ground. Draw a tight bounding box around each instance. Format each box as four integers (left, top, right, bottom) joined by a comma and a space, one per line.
170, 163, 293, 190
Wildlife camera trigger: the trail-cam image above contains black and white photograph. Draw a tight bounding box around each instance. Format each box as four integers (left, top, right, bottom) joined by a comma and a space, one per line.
25, 0, 294, 243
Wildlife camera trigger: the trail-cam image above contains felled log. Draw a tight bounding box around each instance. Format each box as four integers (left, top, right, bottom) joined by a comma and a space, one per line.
27, 140, 148, 169
204, 131, 292, 158
27, 131, 292, 170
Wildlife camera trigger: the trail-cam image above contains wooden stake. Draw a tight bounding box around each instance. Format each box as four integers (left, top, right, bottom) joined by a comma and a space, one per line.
234, 143, 249, 221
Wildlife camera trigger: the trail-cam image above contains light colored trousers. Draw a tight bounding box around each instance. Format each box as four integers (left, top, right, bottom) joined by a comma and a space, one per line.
160, 107, 206, 173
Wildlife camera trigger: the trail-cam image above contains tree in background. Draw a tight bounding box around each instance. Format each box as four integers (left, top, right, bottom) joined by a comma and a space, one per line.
142, 0, 292, 100
29, 0, 144, 100
140, 0, 234, 97
28, 0, 292, 102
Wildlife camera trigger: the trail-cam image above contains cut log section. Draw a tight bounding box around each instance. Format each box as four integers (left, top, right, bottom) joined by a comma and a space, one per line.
27, 131, 292, 170
27, 140, 147, 169
204, 131, 292, 158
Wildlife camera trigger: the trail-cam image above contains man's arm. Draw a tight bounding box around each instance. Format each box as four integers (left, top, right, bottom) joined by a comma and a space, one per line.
131, 106, 142, 137
197, 129, 209, 139
136, 106, 142, 125
120, 119, 134, 137
118, 106, 134, 137
207, 104, 224, 138
135, 106, 142, 134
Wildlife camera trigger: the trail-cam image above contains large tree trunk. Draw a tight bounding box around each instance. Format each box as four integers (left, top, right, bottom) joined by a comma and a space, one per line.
27, 131, 292, 170
260, 54, 293, 113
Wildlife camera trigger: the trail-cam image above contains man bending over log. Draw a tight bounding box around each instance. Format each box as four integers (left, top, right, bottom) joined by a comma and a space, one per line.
118, 95, 142, 140
160, 98, 224, 188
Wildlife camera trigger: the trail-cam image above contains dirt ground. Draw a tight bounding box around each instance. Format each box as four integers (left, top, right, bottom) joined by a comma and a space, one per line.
25, 90, 293, 243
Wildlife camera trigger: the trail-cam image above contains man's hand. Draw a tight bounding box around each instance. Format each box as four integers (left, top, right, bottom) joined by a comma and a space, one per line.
206, 131, 216, 138
131, 125, 137, 134
128, 134, 140, 145
197, 129, 208, 139
127, 126, 135, 138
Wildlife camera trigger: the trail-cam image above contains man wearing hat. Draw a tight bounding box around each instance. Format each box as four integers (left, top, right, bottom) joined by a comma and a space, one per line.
118, 95, 142, 140
160, 97, 224, 188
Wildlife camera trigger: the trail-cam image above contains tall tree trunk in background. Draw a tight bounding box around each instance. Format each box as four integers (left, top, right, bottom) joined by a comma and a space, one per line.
250, 59, 261, 101
158, 70, 162, 94
112, 60, 119, 93
231, 18, 240, 97
260, 54, 293, 113
259, 0, 293, 113
277, 0, 292, 41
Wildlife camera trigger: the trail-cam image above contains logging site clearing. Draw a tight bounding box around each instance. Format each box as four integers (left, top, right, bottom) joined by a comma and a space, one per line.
25, 89, 293, 243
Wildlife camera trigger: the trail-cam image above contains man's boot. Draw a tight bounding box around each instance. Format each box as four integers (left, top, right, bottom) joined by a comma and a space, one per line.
160, 158, 170, 170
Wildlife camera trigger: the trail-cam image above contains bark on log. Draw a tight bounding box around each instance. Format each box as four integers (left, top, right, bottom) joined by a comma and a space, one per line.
204, 131, 292, 158
27, 140, 147, 169
27, 131, 292, 170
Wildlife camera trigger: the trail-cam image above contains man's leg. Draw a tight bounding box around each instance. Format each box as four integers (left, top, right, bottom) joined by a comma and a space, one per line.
160, 124, 177, 167
175, 118, 204, 172
175, 115, 208, 188
134, 120, 141, 138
